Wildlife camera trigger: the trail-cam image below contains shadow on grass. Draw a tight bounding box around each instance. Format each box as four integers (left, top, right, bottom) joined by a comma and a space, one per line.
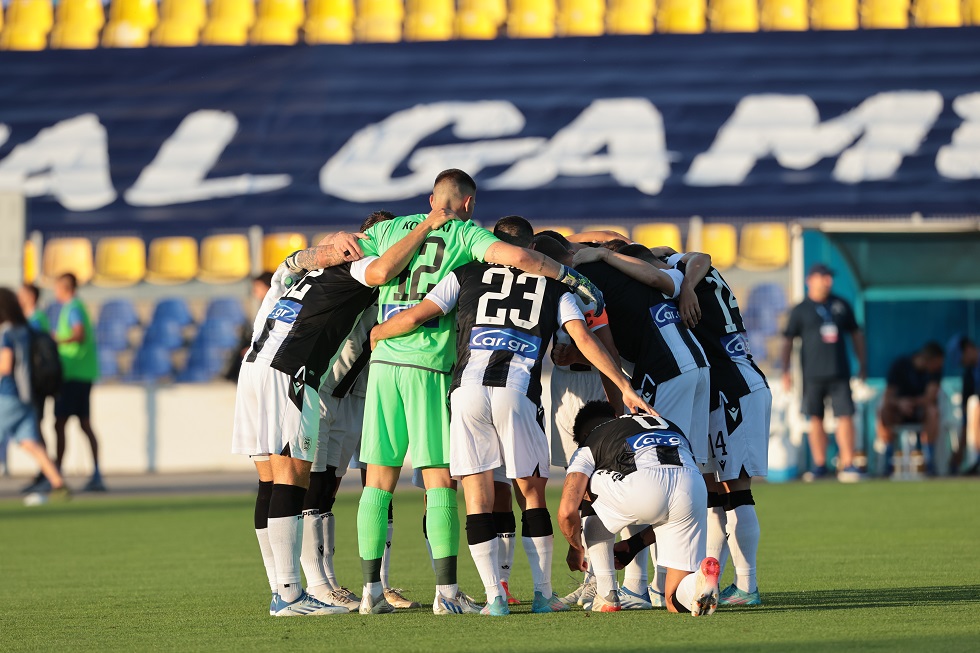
733, 585, 980, 612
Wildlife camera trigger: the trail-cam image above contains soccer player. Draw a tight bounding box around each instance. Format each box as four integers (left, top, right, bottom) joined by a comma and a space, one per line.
369, 252, 652, 616
559, 402, 720, 616
232, 214, 458, 616
353, 169, 603, 616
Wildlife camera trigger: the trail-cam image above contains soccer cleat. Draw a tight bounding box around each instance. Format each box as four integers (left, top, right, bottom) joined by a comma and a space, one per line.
561, 579, 587, 606
83, 476, 107, 492
531, 591, 569, 614
359, 589, 395, 615
501, 580, 520, 605
273, 591, 347, 616
432, 590, 482, 615
590, 590, 622, 613
801, 466, 829, 483
619, 586, 653, 610
269, 593, 279, 616
23, 492, 48, 507
21, 475, 50, 494
837, 465, 864, 484
689, 557, 721, 617
48, 486, 72, 503
647, 586, 666, 608
719, 584, 762, 606
568, 578, 597, 608
327, 587, 361, 612
480, 596, 510, 616
383, 588, 421, 609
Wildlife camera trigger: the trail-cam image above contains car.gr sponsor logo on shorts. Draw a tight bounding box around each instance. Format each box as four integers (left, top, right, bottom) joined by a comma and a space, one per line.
626, 431, 683, 451
469, 327, 542, 356
720, 333, 751, 358
650, 302, 681, 328
270, 299, 302, 324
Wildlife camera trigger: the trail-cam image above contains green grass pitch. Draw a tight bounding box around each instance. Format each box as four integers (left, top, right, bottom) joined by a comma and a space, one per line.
2, 480, 978, 652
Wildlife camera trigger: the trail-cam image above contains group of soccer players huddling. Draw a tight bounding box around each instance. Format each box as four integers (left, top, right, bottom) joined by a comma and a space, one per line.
232, 168, 771, 618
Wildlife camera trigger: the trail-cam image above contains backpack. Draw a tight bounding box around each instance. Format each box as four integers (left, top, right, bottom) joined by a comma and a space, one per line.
29, 329, 63, 398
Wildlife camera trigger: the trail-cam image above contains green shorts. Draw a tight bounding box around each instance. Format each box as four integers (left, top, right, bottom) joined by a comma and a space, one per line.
360, 362, 451, 469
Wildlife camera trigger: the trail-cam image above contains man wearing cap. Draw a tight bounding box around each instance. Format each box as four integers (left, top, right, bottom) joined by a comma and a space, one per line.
781, 263, 866, 482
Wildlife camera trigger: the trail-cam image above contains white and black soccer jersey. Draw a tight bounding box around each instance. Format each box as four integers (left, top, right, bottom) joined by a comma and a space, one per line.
245, 259, 379, 388
575, 261, 708, 393
425, 262, 584, 407
668, 254, 768, 411
320, 303, 377, 400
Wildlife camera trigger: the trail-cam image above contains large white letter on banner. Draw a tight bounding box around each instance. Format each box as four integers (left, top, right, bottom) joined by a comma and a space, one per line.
0, 114, 117, 211
685, 91, 943, 186
321, 101, 542, 202
125, 110, 291, 206
487, 98, 671, 195
936, 93, 980, 180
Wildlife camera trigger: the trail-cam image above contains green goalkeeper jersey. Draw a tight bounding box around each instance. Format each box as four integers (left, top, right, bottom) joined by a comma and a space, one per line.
362, 213, 500, 373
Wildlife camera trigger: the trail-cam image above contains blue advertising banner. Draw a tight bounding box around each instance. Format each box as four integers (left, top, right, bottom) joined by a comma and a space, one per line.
1, 29, 979, 236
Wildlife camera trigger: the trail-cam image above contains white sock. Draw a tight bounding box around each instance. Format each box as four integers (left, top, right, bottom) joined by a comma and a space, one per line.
268, 515, 304, 602
498, 531, 516, 584
436, 583, 458, 599
469, 538, 503, 601
729, 504, 761, 593
673, 571, 698, 610
621, 524, 649, 595
584, 517, 617, 598
363, 580, 383, 600
707, 506, 729, 575
255, 528, 277, 592
321, 512, 337, 589
522, 535, 554, 597
300, 509, 330, 597
381, 518, 394, 589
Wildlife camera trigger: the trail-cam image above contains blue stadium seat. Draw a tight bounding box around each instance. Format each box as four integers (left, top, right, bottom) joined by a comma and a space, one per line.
195, 319, 243, 349
177, 344, 231, 382
127, 345, 173, 382
99, 299, 139, 328
204, 297, 247, 327
151, 297, 193, 327
142, 320, 185, 350
98, 349, 120, 379
742, 282, 788, 337
96, 320, 131, 352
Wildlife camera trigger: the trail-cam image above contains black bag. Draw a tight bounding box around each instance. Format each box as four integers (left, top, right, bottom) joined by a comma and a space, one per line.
29, 329, 63, 398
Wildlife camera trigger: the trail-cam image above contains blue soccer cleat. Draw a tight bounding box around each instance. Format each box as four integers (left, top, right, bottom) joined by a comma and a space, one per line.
531, 591, 569, 614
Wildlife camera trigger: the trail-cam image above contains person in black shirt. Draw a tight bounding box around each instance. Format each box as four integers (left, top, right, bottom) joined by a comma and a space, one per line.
875, 341, 945, 475
781, 263, 867, 482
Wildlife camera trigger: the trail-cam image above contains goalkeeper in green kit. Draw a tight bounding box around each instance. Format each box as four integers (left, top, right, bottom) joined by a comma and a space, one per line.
355, 169, 604, 615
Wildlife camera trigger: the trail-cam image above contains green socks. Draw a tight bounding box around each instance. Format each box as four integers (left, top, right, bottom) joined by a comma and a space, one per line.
425, 487, 460, 563
357, 486, 393, 583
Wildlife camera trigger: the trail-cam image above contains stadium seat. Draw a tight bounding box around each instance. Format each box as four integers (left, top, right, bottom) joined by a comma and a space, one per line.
404, 0, 454, 40
810, 0, 858, 28
760, 0, 809, 29
49, 23, 101, 48
5, 0, 54, 33
709, 0, 760, 31
108, 0, 159, 30
146, 237, 199, 285
96, 320, 132, 352
743, 282, 787, 337
99, 299, 140, 328
557, 0, 605, 35
658, 0, 707, 31
93, 236, 146, 287
98, 349, 120, 379
55, 0, 106, 29
860, 0, 910, 27
583, 224, 631, 240
632, 223, 683, 252
533, 225, 575, 237
160, 0, 207, 29
304, 0, 354, 43
606, 0, 655, 33
257, 0, 304, 26
177, 344, 231, 382
0, 26, 49, 50
209, 0, 256, 26
42, 237, 94, 285
507, 0, 557, 37
696, 223, 737, 271
205, 297, 247, 327
355, 0, 404, 41
201, 18, 250, 43
737, 222, 790, 270
455, 9, 498, 37
143, 320, 185, 350
199, 234, 250, 283
461, 0, 507, 24
102, 20, 151, 46
151, 297, 194, 327
195, 319, 242, 349
128, 345, 173, 382
151, 20, 201, 46
912, 0, 962, 24
965, 0, 980, 24
23, 242, 38, 284
250, 17, 300, 43
262, 233, 307, 273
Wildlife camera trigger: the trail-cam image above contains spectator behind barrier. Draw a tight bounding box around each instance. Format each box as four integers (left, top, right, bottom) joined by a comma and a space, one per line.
952, 337, 979, 475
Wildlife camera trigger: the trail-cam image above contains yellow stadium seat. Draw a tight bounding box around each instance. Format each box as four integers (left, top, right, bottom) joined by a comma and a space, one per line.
257, 0, 305, 27
534, 225, 575, 237
93, 237, 146, 287
355, 0, 404, 41
108, 0, 159, 29
557, 0, 605, 35
0, 3, 3, 30
404, 0, 454, 40
199, 234, 250, 283
1, 26, 49, 49
209, 0, 256, 26
461, 0, 507, 24
309, 0, 355, 22
262, 233, 307, 273
304, 0, 354, 42
201, 18, 250, 43
507, 0, 557, 37
50, 23, 101, 47
760, 0, 808, 28
695, 223, 737, 271
250, 17, 299, 42
709, 0, 759, 31
965, 0, 980, 24
455, 9, 498, 37
55, 0, 105, 30
632, 223, 683, 252
42, 237, 94, 285
810, 0, 858, 28
737, 222, 790, 270
160, 0, 207, 29
580, 225, 632, 243
147, 237, 199, 284
912, 0, 962, 24
102, 20, 151, 46
658, 0, 706, 31
5, 0, 54, 33
860, 0, 910, 27
606, 0, 656, 33
152, 20, 202, 44
23, 242, 38, 284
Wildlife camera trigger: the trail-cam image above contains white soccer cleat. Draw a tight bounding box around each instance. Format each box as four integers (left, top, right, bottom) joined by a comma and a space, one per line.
577, 580, 598, 610
619, 586, 653, 610
272, 591, 347, 616
590, 590, 622, 613
432, 590, 482, 615
690, 557, 721, 617
384, 587, 421, 609
328, 587, 361, 612
269, 593, 279, 616
647, 586, 666, 608
359, 588, 395, 615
